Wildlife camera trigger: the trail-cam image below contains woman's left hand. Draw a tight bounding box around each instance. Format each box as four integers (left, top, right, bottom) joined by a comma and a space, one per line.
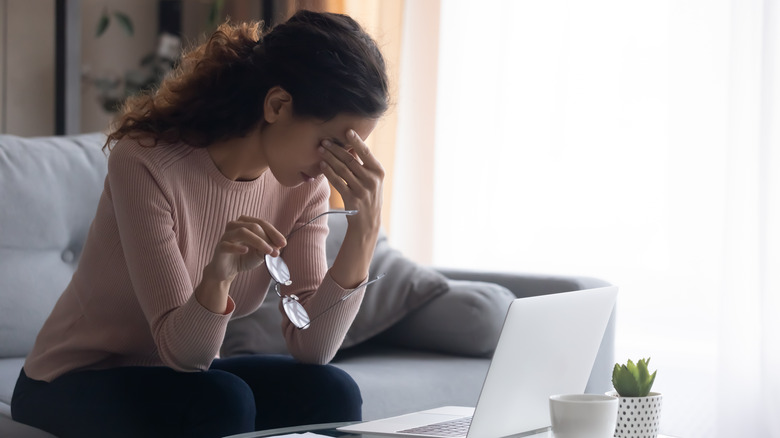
319, 129, 384, 233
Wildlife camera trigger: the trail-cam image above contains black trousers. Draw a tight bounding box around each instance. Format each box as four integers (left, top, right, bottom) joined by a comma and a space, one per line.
11, 355, 362, 438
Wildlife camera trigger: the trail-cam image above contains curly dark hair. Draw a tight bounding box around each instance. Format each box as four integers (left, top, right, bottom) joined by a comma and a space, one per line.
104, 10, 389, 150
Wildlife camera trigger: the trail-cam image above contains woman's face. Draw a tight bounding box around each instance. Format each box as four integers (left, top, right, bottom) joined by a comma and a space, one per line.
261, 112, 378, 187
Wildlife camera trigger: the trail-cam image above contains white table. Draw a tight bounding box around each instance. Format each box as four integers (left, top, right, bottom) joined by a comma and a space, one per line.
227, 421, 681, 438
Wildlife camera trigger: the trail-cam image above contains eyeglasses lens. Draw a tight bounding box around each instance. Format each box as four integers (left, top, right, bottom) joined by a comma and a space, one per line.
282, 295, 311, 329
267, 256, 308, 328
265, 254, 292, 286
264, 210, 380, 330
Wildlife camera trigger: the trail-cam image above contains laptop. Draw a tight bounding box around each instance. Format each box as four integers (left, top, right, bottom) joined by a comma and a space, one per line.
338, 286, 618, 438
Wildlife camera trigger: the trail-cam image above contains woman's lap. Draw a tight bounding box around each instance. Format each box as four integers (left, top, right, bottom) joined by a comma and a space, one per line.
11, 355, 362, 438
211, 355, 362, 430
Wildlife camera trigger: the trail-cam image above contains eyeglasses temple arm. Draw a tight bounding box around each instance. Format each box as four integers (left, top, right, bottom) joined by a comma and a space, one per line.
300, 272, 386, 329
285, 209, 358, 241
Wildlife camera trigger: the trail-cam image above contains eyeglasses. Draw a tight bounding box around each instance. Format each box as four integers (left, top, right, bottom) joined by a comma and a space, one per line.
263, 210, 386, 330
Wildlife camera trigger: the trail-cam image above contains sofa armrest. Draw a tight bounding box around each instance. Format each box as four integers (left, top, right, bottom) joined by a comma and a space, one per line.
434, 267, 616, 395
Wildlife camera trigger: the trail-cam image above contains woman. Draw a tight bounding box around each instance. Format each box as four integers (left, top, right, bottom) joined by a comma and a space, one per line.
11, 10, 388, 438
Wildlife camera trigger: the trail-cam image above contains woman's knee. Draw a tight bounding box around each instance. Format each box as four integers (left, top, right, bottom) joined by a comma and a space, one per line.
302, 364, 363, 420
320, 366, 362, 403
186, 370, 256, 434
198, 369, 255, 410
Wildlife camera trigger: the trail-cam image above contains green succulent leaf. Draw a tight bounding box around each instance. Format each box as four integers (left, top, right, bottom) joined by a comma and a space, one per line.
642, 370, 657, 396
113, 12, 134, 37
637, 358, 650, 381
636, 358, 653, 396
96, 12, 110, 38
612, 358, 657, 397
626, 359, 639, 380
612, 364, 641, 396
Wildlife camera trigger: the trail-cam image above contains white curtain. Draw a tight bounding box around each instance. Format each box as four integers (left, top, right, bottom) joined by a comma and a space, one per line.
392, 0, 780, 436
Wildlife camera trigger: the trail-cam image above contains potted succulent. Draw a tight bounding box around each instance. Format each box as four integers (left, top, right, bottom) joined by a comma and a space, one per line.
608, 358, 662, 438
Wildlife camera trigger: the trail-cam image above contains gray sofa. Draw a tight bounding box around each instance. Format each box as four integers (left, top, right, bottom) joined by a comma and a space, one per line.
0, 133, 615, 438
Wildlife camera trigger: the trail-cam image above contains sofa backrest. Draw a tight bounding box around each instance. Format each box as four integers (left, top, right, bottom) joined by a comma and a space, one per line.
0, 133, 108, 358
0, 133, 483, 362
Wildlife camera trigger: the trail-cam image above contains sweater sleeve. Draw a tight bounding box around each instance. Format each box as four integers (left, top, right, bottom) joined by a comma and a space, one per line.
283, 272, 366, 364
277, 179, 367, 364
107, 142, 231, 372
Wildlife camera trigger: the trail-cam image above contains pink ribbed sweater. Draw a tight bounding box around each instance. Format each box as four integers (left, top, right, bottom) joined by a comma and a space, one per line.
24, 139, 365, 382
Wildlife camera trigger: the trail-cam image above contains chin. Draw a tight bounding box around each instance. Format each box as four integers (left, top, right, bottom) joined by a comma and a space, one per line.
271, 168, 320, 187
268, 169, 298, 187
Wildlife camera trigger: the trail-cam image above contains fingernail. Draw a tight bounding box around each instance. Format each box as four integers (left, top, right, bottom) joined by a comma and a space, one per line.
320, 161, 327, 169
322, 139, 332, 147
348, 129, 357, 139
318, 146, 325, 154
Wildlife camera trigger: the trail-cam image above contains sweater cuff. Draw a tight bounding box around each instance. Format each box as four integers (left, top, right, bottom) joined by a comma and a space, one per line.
160, 294, 234, 371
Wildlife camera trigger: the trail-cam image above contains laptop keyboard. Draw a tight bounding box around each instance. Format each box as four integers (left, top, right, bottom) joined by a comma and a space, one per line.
398, 416, 473, 437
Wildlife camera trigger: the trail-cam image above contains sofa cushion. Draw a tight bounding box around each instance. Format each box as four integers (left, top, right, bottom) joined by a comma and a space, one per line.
0, 133, 108, 358
376, 280, 516, 357
331, 344, 490, 421
337, 225, 450, 348
0, 358, 24, 407
222, 213, 450, 355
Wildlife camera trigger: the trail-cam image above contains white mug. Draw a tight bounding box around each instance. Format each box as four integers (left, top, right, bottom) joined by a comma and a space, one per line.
549, 394, 618, 438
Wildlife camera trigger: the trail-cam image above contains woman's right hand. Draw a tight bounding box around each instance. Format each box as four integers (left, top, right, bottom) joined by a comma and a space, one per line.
207, 215, 287, 283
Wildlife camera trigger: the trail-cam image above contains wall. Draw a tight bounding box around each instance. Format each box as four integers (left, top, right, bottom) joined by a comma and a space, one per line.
0, 0, 55, 136
181, 0, 264, 44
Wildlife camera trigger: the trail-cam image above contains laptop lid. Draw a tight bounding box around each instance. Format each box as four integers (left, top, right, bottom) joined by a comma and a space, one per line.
467, 286, 617, 438
338, 286, 618, 438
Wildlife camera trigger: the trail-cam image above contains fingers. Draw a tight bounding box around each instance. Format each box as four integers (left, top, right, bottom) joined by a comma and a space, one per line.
222, 217, 286, 256
319, 129, 384, 218
320, 139, 358, 168
344, 129, 382, 170
319, 143, 362, 190
320, 157, 351, 194
217, 240, 249, 254
222, 224, 276, 256
319, 130, 385, 185
237, 216, 287, 248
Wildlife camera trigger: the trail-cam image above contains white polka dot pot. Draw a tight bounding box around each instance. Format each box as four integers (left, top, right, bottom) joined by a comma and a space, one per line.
606, 391, 662, 438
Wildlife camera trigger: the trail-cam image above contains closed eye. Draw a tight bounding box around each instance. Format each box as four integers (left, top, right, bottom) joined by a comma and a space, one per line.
328, 138, 346, 148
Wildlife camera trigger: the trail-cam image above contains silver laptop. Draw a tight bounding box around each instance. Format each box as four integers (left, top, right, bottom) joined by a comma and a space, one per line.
338, 286, 618, 438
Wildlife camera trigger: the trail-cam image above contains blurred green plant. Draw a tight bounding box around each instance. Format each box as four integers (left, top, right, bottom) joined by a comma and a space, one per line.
96, 8, 134, 37
208, 0, 226, 30
612, 358, 657, 397
89, 0, 229, 113
89, 8, 180, 112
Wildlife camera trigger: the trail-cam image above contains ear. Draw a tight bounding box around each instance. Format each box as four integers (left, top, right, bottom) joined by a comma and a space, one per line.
263, 86, 293, 124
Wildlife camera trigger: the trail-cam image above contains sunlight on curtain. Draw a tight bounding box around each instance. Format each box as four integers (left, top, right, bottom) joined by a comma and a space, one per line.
430, 0, 779, 436
307, 0, 405, 232
341, 0, 404, 232
389, 0, 440, 261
